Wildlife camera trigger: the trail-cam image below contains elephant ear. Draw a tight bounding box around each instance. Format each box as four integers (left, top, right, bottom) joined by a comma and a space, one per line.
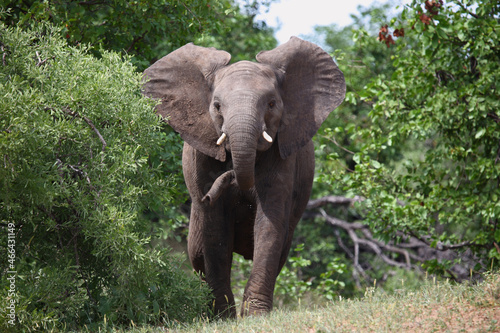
142, 43, 231, 162
256, 37, 346, 159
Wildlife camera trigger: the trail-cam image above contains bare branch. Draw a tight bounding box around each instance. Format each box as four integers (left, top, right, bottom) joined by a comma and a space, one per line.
315, 209, 422, 268
317, 208, 365, 230
35, 51, 51, 67
304, 201, 426, 279
305, 195, 485, 282
81, 116, 107, 152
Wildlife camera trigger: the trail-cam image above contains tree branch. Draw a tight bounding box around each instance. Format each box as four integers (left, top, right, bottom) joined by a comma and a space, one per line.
319, 134, 356, 155
1, 45, 6, 66
179, 0, 203, 31
126, 31, 147, 53
56, 159, 92, 185
62, 107, 107, 152
314, 208, 421, 269
307, 195, 364, 210
35, 51, 53, 67
456, 1, 479, 19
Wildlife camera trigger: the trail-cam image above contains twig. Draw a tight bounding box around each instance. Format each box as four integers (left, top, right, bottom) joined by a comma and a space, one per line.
127, 31, 147, 53
1, 45, 6, 66
62, 108, 107, 152
35, 51, 51, 67
179, 0, 203, 31
408, 230, 479, 251
4, 154, 14, 174
319, 134, 356, 155
83, 116, 106, 151
59, 159, 92, 184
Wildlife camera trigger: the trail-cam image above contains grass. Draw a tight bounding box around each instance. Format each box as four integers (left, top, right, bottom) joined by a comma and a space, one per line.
107, 272, 500, 333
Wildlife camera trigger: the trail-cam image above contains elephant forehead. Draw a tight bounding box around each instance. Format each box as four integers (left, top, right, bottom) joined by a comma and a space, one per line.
215, 61, 277, 84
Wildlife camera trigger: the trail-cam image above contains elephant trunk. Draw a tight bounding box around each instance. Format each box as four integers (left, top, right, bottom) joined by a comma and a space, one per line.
202, 170, 234, 206
226, 113, 259, 191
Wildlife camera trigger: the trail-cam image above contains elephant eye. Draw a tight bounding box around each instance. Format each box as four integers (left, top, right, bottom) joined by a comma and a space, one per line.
214, 102, 221, 112
268, 101, 275, 109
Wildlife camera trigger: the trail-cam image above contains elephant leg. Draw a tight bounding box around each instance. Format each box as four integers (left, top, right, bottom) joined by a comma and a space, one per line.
190, 201, 236, 318
187, 207, 206, 274
241, 202, 288, 316
183, 143, 237, 318
240, 144, 314, 316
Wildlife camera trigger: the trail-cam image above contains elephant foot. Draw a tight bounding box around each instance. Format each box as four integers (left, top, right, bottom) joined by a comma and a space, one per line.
211, 293, 237, 319
240, 297, 272, 317
213, 304, 237, 319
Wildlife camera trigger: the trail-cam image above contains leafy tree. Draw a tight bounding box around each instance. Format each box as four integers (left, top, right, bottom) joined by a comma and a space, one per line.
337, 0, 500, 278
1, 0, 277, 70
197, 0, 277, 61
0, 22, 210, 331
1, 0, 230, 70
1, 0, 278, 237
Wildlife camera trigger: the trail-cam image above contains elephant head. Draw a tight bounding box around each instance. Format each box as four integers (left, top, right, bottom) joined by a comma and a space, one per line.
143, 37, 345, 191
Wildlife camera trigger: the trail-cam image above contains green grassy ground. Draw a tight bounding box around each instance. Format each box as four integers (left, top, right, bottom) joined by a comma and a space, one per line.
107, 272, 500, 333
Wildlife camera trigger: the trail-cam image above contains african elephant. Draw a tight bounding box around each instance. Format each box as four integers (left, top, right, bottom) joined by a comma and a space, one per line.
142, 37, 345, 317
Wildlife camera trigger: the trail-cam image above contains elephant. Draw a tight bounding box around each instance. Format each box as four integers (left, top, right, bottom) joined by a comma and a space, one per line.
142, 37, 345, 318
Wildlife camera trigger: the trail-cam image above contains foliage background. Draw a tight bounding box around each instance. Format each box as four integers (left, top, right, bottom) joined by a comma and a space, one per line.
345, 0, 500, 276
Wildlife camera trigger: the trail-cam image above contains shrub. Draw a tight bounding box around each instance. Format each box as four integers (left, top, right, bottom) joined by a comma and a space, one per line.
0, 22, 210, 331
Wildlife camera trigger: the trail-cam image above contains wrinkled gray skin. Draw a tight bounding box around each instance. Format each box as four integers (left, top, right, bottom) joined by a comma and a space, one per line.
143, 37, 345, 318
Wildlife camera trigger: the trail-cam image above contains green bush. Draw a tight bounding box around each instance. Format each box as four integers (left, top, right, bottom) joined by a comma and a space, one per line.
0, 22, 210, 331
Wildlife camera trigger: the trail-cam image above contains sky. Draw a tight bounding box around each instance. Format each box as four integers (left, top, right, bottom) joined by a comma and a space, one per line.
256, 0, 410, 44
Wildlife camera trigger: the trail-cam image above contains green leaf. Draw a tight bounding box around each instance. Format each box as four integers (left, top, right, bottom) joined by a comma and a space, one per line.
475, 128, 486, 139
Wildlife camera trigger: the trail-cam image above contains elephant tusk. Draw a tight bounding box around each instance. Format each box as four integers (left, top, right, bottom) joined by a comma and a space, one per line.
262, 131, 273, 143
216, 133, 227, 145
